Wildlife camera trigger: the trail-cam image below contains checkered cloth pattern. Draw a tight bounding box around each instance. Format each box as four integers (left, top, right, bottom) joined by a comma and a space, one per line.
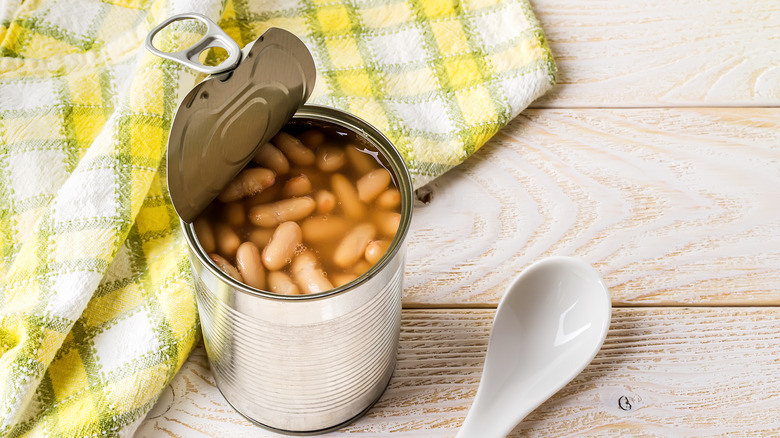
258, 0, 557, 186
0, 0, 554, 436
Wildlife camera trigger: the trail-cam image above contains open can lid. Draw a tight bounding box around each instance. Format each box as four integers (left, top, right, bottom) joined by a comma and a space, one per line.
161, 22, 316, 222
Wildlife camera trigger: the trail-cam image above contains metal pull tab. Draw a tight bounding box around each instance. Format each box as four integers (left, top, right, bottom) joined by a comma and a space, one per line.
145, 13, 241, 76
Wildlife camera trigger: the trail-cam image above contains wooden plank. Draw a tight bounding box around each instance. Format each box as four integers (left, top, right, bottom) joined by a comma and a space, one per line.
405, 108, 780, 306
529, 0, 780, 107
135, 308, 780, 437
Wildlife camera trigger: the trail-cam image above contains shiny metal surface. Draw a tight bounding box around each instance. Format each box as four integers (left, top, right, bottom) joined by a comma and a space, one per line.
144, 13, 241, 75
156, 17, 316, 222
183, 106, 413, 433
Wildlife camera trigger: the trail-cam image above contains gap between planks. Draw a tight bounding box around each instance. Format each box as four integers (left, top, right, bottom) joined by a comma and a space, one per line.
404, 107, 780, 306
402, 304, 780, 309
136, 307, 780, 437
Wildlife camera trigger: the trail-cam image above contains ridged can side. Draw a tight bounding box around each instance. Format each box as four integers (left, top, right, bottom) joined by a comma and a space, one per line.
189, 244, 404, 431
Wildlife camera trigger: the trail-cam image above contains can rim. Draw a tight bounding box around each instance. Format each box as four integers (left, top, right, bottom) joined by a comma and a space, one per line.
183, 104, 413, 301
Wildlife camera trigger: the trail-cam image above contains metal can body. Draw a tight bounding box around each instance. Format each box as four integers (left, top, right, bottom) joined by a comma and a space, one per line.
182, 105, 413, 433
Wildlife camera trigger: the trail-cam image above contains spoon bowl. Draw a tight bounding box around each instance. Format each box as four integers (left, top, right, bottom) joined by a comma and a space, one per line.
457, 256, 611, 437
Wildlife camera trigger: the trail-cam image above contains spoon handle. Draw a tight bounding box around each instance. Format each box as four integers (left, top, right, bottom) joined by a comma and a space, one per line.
456, 399, 533, 438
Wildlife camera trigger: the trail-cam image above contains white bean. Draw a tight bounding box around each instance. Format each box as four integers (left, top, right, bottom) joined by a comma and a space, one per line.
235, 242, 266, 289
282, 174, 312, 198
273, 131, 315, 166
252, 143, 290, 175
214, 222, 241, 258
268, 271, 300, 295
209, 253, 243, 282
299, 129, 325, 148
331, 173, 366, 220
249, 196, 316, 227
345, 145, 377, 176
301, 215, 349, 244
333, 223, 376, 268
357, 168, 391, 203
365, 239, 391, 265
193, 218, 216, 253
262, 222, 302, 271
372, 210, 401, 237
217, 167, 275, 202
315, 190, 337, 215
375, 188, 401, 209
316, 146, 345, 172
291, 250, 333, 293
244, 182, 280, 207
247, 227, 274, 249
352, 260, 372, 276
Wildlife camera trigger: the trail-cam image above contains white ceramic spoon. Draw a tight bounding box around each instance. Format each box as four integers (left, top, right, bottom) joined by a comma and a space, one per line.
456, 256, 611, 438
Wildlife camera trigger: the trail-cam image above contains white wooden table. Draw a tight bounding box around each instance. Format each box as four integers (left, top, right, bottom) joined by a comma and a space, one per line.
136, 0, 780, 436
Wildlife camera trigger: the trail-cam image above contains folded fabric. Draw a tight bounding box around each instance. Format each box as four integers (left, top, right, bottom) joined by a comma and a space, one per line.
0, 0, 554, 436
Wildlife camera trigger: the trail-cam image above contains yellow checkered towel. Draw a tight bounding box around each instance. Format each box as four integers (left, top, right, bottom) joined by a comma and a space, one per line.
0, 0, 554, 435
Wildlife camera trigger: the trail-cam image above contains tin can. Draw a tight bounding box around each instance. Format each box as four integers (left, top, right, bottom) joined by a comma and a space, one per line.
182, 105, 413, 433
146, 15, 413, 432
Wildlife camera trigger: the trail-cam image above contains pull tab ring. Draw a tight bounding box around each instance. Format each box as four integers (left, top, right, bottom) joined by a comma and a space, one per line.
145, 13, 241, 75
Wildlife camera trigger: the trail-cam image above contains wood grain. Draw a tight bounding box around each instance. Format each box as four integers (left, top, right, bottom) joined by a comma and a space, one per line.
133, 2, 780, 436
529, 0, 780, 107
405, 108, 780, 306
135, 308, 780, 437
